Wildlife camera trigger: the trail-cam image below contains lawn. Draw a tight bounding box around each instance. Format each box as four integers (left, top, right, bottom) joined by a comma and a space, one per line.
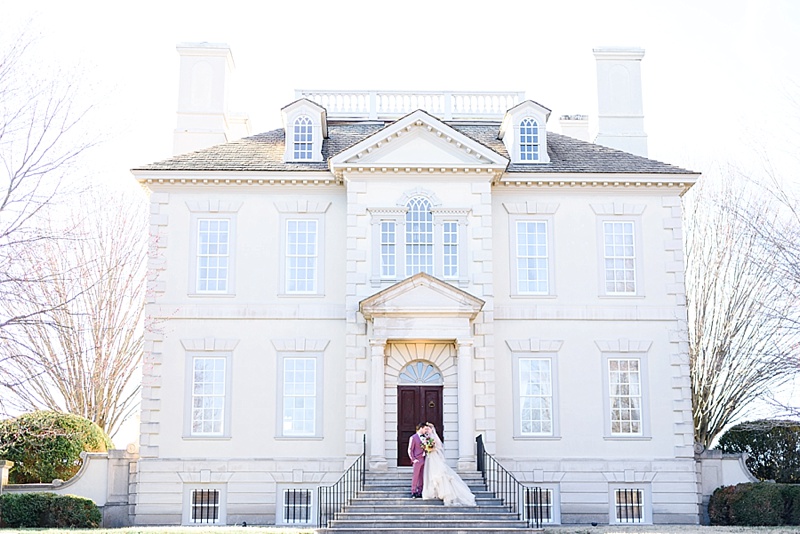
2, 527, 800, 534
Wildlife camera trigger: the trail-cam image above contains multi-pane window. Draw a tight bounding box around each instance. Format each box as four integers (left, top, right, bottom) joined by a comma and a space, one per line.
524, 488, 555, 524
519, 358, 553, 435
197, 219, 230, 293
614, 488, 644, 523
283, 358, 316, 435
283, 489, 312, 524
293, 116, 313, 160
286, 219, 318, 293
405, 197, 433, 276
519, 118, 540, 161
380, 221, 396, 278
516, 221, 549, 294
190, 489, 220, 524
443, 221, 458, 279
191, 357, 226, 436
609, 358, 642, 434
603, 221, 636, 294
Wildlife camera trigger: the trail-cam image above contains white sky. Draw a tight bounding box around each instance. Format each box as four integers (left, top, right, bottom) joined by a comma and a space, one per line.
3, 0, 799, 444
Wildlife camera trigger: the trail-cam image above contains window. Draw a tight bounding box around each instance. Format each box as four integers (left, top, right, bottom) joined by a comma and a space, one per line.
293, 116, 313, 160
443, 221, 458, 279
380, 220, 396, 278
516, 220, 549, 294
283, 489, 313, 524
405, 197, 433, 276
190, 357, 226, 436
196, 218, 230, 293
190, 489, 220, 524
613, 488, 645, 523
609, 358, 642, 435
519, 358, 553, 435
282, 357, 317, 436
286, 219, 318, 294
523, 487, 556, 524
519, 118, 540, 161
603, 221, 636, 294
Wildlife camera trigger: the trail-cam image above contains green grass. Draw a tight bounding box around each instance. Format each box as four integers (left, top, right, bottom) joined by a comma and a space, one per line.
4, 527, 800, 533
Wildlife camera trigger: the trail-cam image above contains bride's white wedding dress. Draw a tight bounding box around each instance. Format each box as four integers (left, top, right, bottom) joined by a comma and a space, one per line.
422, 429, 476, 506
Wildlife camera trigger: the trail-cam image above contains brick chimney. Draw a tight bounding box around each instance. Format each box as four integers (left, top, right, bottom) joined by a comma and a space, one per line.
593, 47, 648, 157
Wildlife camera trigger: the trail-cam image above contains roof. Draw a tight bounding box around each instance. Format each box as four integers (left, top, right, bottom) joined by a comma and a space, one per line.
132, 121, 696, 175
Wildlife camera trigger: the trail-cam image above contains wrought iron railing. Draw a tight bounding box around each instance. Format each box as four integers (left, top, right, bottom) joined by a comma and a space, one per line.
476, 434, 546, 529
317, 435, 366, 528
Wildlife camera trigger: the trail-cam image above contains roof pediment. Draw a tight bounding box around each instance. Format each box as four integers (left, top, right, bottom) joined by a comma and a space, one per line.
330, 110, 508, 180
360, 272, 484, 320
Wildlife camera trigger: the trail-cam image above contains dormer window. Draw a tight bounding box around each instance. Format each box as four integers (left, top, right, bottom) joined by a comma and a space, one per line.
293, 116, 313, 160
499, 100, 551, 164
519, 118, 540, 161
281, 98, 327, 162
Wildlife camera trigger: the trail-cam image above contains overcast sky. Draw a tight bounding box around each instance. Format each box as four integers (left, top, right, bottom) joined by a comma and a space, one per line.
4, 0, 799, 186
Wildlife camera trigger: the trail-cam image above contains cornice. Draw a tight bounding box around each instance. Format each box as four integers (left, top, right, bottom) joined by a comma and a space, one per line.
134, 170, 341, 187
498, 172, 699, 193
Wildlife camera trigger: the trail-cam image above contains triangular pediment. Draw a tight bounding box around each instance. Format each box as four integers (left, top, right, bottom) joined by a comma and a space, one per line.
360, 272, 485, 320
330, 110, 508, 177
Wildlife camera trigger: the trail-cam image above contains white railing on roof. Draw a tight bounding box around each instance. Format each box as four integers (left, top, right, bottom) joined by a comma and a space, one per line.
296, 90, 524, 120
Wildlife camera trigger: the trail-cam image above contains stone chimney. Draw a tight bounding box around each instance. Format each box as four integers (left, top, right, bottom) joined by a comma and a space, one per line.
173, 42, 251, 155
559, 114, 590, 142
593, 47, 648, 157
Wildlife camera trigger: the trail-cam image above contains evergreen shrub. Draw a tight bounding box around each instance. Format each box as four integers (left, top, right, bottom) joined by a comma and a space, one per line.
709, 482, 800, 526
717, 419, 800, 483
0, 493, 101, 528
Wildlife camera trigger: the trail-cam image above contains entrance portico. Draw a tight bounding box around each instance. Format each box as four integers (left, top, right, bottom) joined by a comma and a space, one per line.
359, 273, 484, 471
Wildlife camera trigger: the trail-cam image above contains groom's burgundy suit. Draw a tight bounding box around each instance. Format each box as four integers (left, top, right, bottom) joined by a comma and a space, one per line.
408, 432, 425, 496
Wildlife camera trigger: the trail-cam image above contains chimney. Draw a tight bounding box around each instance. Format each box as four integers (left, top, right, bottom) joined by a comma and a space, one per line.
593, 47, 648, 157
173, 42, 250, 155
559, 114, 590, 142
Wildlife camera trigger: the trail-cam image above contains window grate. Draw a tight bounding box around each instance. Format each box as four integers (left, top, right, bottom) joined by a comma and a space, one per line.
615, 488, 644, 523
284, 489, 312, 524
191, 489, 220, 524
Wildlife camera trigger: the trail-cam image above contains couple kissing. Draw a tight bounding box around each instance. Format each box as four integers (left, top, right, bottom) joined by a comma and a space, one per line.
407, 422, 476, 506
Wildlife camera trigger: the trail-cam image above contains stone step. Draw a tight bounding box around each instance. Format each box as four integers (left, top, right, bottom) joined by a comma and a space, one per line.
350, 496, 503, 506
344, 504, 510, 513
318, 529, 541, 534
335, 512, 522, 521
327, 519, 530, 529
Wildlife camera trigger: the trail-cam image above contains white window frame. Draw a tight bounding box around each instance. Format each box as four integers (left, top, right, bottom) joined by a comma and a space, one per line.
183, 485, 226, 525
513, 218, 552, 295
275, 343, 326, 439
285, 218, 319, 294
505, 203, 558, 297
276, 202, 329, 297
597, 340, 652, 440
187, 201, 241, 297
609, 485, 652, 524
591, 204, 645, 297
523, 485, 560, 525
183, 351, 234, 438
518, 117, 541, 162
602, 220, 637, 295
508, 339, 562, 440
277, 487, 314, 525
292, 115, 313, 160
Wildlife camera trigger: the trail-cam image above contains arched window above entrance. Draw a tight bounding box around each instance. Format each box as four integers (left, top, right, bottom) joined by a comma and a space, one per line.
398, 361, 442, 385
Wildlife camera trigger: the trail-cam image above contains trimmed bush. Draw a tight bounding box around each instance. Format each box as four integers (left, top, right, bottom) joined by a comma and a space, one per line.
0, 492, 101, 528
0, 410, 113, 484
709, 482, 800, 526
717, 419, 800, 483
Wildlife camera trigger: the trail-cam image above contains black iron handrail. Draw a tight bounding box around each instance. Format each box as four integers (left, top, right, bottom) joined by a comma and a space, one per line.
476, 434, 546, 528
317, 435, 366, 528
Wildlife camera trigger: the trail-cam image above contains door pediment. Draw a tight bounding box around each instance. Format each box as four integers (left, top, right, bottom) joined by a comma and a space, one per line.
360, 272, 484, 321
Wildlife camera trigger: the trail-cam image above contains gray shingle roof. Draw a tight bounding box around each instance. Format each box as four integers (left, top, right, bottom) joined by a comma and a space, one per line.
133, 122, 696, 175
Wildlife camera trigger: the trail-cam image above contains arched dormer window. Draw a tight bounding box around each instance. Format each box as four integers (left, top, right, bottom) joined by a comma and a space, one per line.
405, 196, 433, 276
293, 116, 313, 160
519, 118, 539, 161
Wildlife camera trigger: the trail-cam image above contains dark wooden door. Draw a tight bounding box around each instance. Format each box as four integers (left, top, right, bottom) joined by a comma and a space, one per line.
397, 385, 443, 466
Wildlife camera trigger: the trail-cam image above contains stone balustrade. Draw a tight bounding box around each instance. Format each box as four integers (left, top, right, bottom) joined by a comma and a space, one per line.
296, 90, 524, 120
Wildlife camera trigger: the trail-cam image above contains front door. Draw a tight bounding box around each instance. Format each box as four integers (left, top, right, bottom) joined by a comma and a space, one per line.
397, 385, 443, 466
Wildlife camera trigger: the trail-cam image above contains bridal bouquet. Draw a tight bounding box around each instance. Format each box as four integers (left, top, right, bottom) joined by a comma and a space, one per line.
421, 433, 436, 453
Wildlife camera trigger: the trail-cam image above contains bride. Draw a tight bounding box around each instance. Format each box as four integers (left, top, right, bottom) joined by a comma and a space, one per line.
422, 423, 476, 506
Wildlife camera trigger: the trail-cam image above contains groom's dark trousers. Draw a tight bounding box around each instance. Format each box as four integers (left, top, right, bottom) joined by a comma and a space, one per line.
409, 433, 425, 495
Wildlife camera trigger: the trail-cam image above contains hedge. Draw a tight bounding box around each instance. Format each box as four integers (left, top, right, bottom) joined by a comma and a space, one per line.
709, 482, 800, 526
0, 410, 113, 484
717, 419, 800, 483
0, 492, 101, 528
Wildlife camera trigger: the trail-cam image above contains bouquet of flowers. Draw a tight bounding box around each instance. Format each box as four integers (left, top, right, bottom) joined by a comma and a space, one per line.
421, 433, 436, 454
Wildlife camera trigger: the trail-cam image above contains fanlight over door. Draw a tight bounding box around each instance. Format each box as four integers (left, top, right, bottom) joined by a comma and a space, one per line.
397, 360, 443, 467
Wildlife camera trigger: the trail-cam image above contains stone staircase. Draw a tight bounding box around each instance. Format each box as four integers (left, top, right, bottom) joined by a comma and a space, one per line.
316, 469, 537, 533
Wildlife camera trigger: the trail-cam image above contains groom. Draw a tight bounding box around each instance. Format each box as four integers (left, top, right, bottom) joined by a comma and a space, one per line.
408, 422, 427, 498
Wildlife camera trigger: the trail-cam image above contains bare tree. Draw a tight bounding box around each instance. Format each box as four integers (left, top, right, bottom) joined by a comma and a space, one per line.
0, 185, 147, 437
0, 27, 95, 333
686, 171, 800, 449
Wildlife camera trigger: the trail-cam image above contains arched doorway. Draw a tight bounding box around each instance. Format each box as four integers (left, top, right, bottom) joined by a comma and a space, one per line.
396, 360, 443, 467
